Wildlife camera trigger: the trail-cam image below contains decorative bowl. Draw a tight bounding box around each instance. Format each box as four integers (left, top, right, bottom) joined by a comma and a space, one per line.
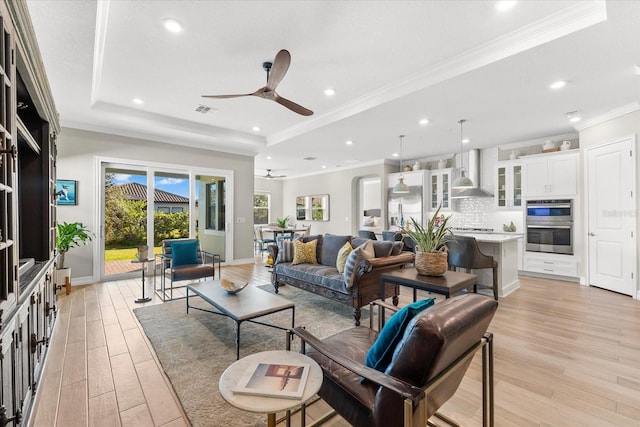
220, 278, 248, 294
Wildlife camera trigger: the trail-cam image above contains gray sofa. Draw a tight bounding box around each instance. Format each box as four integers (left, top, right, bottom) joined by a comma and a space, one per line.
269, 234, 414, 325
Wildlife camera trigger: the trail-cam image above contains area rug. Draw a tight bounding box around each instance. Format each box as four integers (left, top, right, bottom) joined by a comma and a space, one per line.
133, 285, 367, 427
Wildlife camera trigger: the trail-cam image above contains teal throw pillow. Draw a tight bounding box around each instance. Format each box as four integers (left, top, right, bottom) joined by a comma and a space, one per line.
170, 240, 200, 267
364, 298, 435, 373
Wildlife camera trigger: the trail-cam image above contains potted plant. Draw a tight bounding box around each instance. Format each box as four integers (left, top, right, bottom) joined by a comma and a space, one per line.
56, 221, 94, 291
405, 204, 453, 276
276, 216, 290, 229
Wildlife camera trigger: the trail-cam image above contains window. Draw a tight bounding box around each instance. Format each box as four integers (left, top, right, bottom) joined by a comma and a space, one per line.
157, 207, 170, 214
171, 207, 184, 213
206, 180, 226, 230
254, 193, 270, 225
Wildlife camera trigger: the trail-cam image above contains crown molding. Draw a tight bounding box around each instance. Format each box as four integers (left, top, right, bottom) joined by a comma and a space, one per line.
575, 102, 640, 131
267, 1, 607, 146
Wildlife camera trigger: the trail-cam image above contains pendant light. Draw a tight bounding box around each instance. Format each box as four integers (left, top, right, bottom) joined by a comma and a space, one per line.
392, 135, 410, 194
452, 119, 474, 189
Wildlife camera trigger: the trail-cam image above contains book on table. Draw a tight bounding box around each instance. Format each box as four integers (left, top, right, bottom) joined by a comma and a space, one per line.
233, 362, 311, 400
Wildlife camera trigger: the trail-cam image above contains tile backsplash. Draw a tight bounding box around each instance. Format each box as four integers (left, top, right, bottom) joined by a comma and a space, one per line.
442, 197, 524, 233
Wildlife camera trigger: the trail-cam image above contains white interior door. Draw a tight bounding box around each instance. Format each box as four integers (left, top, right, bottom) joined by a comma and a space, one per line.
587, 137, 636, 296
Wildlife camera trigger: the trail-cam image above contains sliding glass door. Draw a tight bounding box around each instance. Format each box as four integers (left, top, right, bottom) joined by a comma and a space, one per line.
99, 160, 230, 281
103, 165, 148, 278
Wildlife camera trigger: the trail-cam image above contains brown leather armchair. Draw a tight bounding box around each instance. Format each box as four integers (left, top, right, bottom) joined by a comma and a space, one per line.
156, 238, 220, 301
290, 294, 498, 427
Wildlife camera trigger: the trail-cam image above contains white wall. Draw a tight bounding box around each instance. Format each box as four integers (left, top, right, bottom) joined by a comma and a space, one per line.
281, 163, 394, 236
57, 128, 256, 281
579, 109, 640, 293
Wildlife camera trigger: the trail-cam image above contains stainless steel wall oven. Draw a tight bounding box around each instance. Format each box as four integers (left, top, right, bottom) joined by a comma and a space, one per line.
526, 199, 573, 255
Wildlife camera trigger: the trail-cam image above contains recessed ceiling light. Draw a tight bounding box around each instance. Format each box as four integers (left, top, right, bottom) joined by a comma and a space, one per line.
164, 18, 183, 33
345, 140, 353, 145
634, 64, 640, 75
252, 126, 260, 132
550, 80, 567, 90
462, 138, 470, 144
419, 118, 429, 126
321, 165, 327, 169
392, 153, 399, 157
495, 1, 517, 12
323, 88, 335, 96
132, 98, 143, 105
266, 156, 272, 160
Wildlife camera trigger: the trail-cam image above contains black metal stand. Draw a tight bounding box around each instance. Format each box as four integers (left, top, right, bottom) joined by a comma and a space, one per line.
132, 258, 153, 303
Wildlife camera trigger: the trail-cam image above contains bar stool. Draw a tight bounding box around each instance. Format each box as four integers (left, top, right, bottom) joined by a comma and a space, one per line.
381, 230, 402, 241
444, 236, 498, 300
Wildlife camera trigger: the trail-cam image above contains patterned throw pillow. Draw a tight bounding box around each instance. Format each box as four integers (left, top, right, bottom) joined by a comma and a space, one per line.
276, 240, 294, 263
335, 241, 353, 274
343, 247, 366, 288
292, 239, 318, 265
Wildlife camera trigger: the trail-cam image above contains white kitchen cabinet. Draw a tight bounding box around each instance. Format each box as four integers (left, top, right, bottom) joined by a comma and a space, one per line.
495, 161, 522, 208
524, 252, 578, 277
523, 151, 578, 198
517, 237, 523, 270
428, 168, 452, 211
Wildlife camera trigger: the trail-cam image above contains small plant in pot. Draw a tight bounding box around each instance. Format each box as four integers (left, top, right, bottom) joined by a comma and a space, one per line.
405, 205, 453, 276
56, 221, 94, 292
276, 216, 290, 229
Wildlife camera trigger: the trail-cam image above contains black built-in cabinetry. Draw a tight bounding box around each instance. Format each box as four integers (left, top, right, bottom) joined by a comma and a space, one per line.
0, 1, 60, 425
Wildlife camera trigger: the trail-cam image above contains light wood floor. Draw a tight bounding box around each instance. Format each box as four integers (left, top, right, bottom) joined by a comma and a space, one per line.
30, 257, 640, 426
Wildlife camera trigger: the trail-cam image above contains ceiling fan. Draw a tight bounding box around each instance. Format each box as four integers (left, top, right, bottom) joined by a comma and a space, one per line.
263, 169, 286, 179
203, 49, 313, 116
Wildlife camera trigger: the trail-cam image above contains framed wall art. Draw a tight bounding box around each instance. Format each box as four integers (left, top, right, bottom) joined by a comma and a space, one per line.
55, 179, 77, 205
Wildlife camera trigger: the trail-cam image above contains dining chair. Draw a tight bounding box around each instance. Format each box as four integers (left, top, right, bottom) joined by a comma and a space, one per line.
445, 236, 499, 300
254, 227, 275, 254
357, 230, 377, 240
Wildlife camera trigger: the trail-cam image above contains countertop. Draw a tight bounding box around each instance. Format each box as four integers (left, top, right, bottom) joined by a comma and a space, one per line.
451, 231, 522, 243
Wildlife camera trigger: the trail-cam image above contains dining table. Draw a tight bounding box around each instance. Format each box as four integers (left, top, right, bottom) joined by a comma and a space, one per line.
261, 227, 308, 240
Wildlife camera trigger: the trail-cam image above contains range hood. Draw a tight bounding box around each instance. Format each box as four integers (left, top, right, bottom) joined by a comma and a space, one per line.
452, 149, 494, 199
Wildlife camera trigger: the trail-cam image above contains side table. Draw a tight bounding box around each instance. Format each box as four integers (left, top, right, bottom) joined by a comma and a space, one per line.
219, 350, 323, 427
131, 258, 154, 303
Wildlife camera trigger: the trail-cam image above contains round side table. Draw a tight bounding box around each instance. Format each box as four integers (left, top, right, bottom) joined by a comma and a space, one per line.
219, 350, 323, 427
131, 258, 154, 303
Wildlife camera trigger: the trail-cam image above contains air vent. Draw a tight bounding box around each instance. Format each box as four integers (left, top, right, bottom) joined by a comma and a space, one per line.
303, 157, 316, 161
195, 104, 216, 114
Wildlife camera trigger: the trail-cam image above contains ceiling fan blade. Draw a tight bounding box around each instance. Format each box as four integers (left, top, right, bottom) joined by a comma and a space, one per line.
266, 49, 291, 91
202, 93, 253, 99
274, 94, 314, 116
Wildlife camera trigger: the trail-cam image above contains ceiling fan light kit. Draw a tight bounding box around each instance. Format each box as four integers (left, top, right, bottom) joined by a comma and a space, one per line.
203, 49, 314, 116
264, 169, 286, 179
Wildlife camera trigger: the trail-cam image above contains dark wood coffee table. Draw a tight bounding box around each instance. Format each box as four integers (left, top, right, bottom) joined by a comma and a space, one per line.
380, 268, 478, 302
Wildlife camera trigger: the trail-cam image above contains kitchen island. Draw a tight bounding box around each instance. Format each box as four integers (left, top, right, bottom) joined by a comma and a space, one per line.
451, 232, 521, 298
